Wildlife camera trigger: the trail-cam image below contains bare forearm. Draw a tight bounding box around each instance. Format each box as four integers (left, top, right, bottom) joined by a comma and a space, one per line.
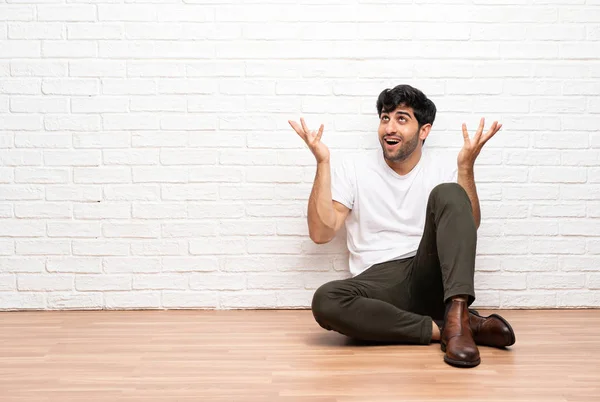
307, 161, 336, 242
457, 166, 481, 229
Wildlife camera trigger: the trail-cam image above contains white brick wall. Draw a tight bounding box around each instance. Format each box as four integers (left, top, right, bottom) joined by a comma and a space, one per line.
0, 0, 599, 310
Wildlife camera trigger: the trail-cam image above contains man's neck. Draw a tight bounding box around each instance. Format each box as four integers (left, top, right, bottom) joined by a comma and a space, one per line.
384, 147, 423, 176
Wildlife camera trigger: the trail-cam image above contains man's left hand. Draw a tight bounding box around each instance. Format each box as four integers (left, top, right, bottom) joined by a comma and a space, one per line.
457, 117, 502, 169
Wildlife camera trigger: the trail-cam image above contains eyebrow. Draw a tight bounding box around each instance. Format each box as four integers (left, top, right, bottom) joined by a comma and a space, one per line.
395, 111, 412, 118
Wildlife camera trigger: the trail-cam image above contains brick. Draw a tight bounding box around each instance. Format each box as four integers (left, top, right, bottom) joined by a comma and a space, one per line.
74, 167, 131, 184
48, 293, 102, 310
475, 272, 526, 290
42, 40, 96, 58
0, 6, 34, 21
18, 274, 73, 291
503, 185, 558, 200
189, 167, 242, 183
503, 256, 558, 272
74, 133, 130, 148
127, 61, 186, 77
0, 41, 39, 58
103, 185, 159, 201
45, 115, 101, 132
131, 240, 185, 256
132, 132, 188, 148
221, 219, 275, 236
42, 79, 98, 95
38, 5, 96, 21
529, 274, 585, 290
501, 291, 556, 308
0, 186, 44, 201
46, 186, 101, 202
16, 133, 71, 149
102, 223, 159, 239
188, 202, 244, 219
220, 185, 274, 201
247, 238, 302, 254
162, 292, 217, 309
98, 5, 156, 21
0, 293, 45, 310
532, 203, 585, 217
103, 258, 161, 274
102, 79, 156, 95
70, 61, 126, 77
16, 240, 70, 255
15, 168, 69, 184
133, 274, 188, 290
219, 291, 277, 309
47, 258, 101, 273
133, 167, 188, 183
190, 273, 245, 291
67, 23, 124, 40
47, 222, 101, 238
133, 203, 187, 219
74, 203, 131, 219
161, 185, 218, 201
103, 149, 159, 165
161, 115, 217, 131
0, 258, 45, 273
16, 203, 72, 219
530, 238, 585, 254
105, 291, 161, 309
8, 22, 63, 39
130, 96, 186, 112
161, 222, 216, 238
557, 291, 600, 307
0, 275, 16, 291
0, 79, 40, 95
11, 97, 68, 113
160, 149, 217, 165
190, 237, 245, 255
162, 257, 218, 273
72, 241, 129, 256
531, 167, 586, 183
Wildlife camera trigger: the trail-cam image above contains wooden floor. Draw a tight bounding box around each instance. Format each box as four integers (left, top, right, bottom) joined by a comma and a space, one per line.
0, 310, 599, 402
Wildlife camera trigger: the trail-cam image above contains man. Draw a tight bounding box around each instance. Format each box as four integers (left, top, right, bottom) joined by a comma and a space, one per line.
288, 84, 515, 368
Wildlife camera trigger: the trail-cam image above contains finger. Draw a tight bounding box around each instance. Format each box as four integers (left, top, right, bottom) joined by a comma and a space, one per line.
315, 124, 324, 142
288, 120, 307, 140
482, 122, 500, 143
474, 117, 485, 141
300, 117, 310, 134
462, 123, 470, 144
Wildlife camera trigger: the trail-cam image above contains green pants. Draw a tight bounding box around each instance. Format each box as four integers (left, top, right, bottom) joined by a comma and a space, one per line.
311, 183, 477, 345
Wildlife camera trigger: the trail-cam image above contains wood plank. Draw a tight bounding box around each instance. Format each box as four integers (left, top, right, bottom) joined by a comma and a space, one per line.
0, 309, 599, 401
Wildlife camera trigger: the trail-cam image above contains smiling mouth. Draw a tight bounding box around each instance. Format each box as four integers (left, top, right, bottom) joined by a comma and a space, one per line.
384, 137, 401, 145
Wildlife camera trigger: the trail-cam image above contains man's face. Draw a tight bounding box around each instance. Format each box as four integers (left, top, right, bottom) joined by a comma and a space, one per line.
378, 105, 423, 163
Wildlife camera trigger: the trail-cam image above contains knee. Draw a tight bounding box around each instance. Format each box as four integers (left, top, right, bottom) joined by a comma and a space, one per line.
311, 280, 345, 324
429, 182, 470, 208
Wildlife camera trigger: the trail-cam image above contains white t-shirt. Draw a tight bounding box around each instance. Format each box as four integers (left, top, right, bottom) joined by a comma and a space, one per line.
331, 146, 458, 277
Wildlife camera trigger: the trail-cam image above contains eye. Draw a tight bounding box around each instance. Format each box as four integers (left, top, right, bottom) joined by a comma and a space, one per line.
381, 115, 389, 122
398, 116, 406, 122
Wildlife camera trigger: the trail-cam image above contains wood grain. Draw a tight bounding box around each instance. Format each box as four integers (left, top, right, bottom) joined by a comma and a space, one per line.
1, 309, 599, 401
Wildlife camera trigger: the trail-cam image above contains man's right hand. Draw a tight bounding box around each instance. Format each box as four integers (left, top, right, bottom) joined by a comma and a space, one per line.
288, 118, 330, 164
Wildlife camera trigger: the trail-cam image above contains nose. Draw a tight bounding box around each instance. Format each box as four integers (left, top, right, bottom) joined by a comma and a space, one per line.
385, 120, 397, 135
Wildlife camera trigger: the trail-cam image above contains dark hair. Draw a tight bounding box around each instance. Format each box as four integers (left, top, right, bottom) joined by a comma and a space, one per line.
376, 85, 437, 139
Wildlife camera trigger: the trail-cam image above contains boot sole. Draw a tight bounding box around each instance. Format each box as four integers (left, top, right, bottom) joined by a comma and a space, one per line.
470, 310, 516, 347
441, 343, 481, 368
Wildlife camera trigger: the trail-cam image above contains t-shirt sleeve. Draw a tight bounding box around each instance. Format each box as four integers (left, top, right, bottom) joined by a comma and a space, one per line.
448, 163, 458, 183
330, 157, 354, 210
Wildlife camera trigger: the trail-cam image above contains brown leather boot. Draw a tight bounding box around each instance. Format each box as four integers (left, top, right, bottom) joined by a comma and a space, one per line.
469, 310, 516, 348
441, 299, 480, 368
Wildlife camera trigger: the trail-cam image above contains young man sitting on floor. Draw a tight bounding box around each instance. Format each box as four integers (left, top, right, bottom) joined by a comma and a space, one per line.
288, 84, 515, 368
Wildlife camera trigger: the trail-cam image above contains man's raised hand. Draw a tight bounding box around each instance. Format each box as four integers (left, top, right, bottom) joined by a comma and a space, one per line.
288, 118, 329, 164
457, 117, 502, 169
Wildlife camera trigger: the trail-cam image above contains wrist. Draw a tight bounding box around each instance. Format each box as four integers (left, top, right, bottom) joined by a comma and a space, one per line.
458, 163, 474, 173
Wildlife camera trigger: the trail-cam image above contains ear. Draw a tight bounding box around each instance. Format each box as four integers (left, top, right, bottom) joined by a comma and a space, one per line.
419, 124, 432, 141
